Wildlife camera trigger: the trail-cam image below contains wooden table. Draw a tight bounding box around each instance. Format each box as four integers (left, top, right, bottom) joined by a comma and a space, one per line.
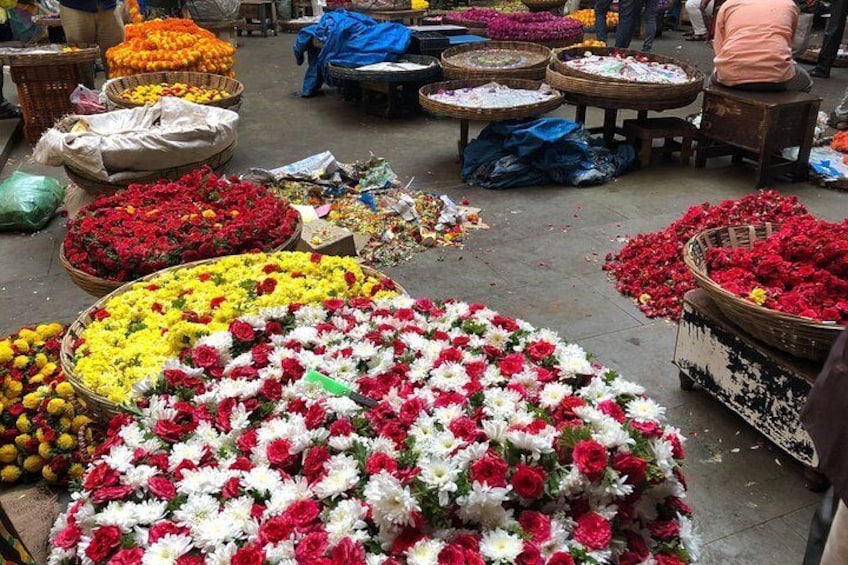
360, 9, 427, 24
237, 0, 278, 37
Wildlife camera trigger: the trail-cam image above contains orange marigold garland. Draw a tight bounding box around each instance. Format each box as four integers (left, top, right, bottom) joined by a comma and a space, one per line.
106, 18, 236, 77
126, 0, 142, 23
833, 130, 848, 153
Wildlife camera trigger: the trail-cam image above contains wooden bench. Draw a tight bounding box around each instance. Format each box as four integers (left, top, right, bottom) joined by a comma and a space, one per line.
237, 0, 277, 37
623, 117, 698, 167
695, 85, 821, 187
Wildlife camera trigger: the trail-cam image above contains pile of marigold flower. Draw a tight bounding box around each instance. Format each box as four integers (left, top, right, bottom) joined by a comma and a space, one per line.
603, 192, 810, 320
568, 8, 619, 30
0, 324, 96, 485
106, 18, 236, 77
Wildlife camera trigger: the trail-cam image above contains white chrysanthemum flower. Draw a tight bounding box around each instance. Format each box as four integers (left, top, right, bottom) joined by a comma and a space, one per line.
592, 423, 636, 449
94, 501, 137, 531
47, 547, 75, 565
406, 538, 445, 565
603, 473, 634, 498
265, 540, 296, 564
168, 441, 206, 471
142, 395, 177, 423
366, 554, 388, 565
626, 398, 666, 422
479, 529, 524, 563
453, 441, 490, 469
103, 444, 134, 473
326, 499, 369, 544
314, 454, 360, 499
294, 304, 328, 325
608, 377, 645, 397
192, 515, 237, 550
328, 432, 359, 451
480, 365, 506, 387
650, 438, 676, 479
558, 344, 593, 375
223, 352, 254, 376
369, 436, 399, 457
172, 494, 219, 525
539, 382, 572, 410
559, 467, 587, 498
177, 467, 235, 496
586, 549, 612, 564
119, 422, 163, 451
196, 331, 233, 354
483, 388, 523, 419
288, 325, 320, 345
141, 533, 193, 565
221, 496, 254, 532
483, 419, 508, 444
429, 362, 470, 393
432, 404, 464, 426
363, 471, 421, 530
483, 327, 511, 349
506, 424, 557, 457
123, 464, 158, 489
420, 458, 460, 505
242, 466, 284, 496
203, 541, 239, 565
323, 395, 360, 417
456, 482, 512, 528
429, 431, 463, 457
258, 305, 291, 320
677, 512, 701, 561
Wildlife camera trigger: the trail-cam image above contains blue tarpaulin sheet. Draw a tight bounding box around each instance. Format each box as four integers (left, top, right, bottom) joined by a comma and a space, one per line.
293, 11, 412, 97
448, 35, 490, 45
461, 118, 636, 189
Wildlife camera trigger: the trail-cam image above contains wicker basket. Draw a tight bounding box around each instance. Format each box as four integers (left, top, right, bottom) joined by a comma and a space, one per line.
65, 140, 237, 196
9, 46, 100, 144
419, 78, 563, 121
520, 0, 566, 11
328, 55, 442, 83
683, 224, 845, 362
545, 64, 701, 111
103, 72, 244, 110
60, 214, 303, 297
60, 258, 407, 420
441, 41, 551, 81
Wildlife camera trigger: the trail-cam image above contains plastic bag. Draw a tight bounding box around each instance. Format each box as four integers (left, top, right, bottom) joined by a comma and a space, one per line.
70, 84, 107, 115
0, 172, 64, 231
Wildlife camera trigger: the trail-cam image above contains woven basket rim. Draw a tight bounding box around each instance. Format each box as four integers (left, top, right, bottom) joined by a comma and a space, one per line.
60, 254, 408, 416
552, 46, 704, 85
419, 78, 563, 121
683, 223, 847, 330
441, 41, 552, 73
103, 71, 244, 109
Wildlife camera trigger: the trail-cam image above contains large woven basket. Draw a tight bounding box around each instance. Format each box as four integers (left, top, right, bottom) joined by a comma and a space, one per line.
327, 55, 442, 83
65, 140, 237, 196
441, 41, 551, 81
103, 71, 244, 110
548, 46, 703, 105
683, 224, 845, 362
419, 78, 563, 121
60, 213, 303, 297
59, 257, 407, 421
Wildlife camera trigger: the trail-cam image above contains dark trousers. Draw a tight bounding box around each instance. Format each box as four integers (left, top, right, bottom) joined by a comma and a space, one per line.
595, 0, 612, 43
816, 0, 848, 72
616, 0, 659, 51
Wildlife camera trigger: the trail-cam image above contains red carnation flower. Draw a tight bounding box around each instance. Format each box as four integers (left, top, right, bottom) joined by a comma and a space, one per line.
232, 545, 265, 565
518, 511, 552, 542
526, 340, 556, 360
84, 525, 122, 562
613, 451, 649, 485
574, 513, 612, 550
107, 548, 144, 565
511, 464, 546, 499
147, 476, 177, 500
191, 345, 219, 369
229, 320, 255, 343
469, 453, 509, 487
572, 440, 608, 481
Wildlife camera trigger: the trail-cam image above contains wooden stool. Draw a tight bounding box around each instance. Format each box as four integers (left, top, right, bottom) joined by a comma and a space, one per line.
237, 0, 277, 37
695, 85, 821, 187
623, 117, 698, 167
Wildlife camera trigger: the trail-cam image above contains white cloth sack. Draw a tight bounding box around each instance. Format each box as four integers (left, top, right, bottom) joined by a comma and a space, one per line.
34, 97, 238, 183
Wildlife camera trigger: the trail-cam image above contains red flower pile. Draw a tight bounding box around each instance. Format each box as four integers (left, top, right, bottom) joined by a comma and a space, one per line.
64, 167, 301, 282
444, 8, 504, 27
603, 191, 810, 320
487, 12, 584, 43
707, 216, 848, 324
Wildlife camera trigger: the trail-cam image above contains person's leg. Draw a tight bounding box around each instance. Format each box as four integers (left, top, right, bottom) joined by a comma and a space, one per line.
784, 65, 814, 92
94, 6, 125, 78
685, 0, 708, 36
594, 0, 611, 43
822, 499, 848, 565
615, 0, 637, 48
813, 0, 848, 76
642, 0, 658, 50
59, 5, 97, 87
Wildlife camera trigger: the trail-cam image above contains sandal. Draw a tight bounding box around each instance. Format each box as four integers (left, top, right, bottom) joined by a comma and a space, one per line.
685, 34, 706, 41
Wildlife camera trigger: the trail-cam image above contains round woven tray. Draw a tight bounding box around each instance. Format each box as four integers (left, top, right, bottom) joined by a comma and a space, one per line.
441, 41, 551, 81
796, 44, 848, 67
59, 214, 303, 298
327, 55, 442, 83
59, 258, 407, 421
683, 224, 845, 362
65, 140, 237, 196
7, 45, 99, 66
103, 71, 244, 110
521, 0, 565, 11
545, 64, 701, 111
419, 78, 563, 121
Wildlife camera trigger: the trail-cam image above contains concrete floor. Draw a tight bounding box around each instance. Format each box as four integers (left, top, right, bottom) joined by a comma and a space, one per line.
1, 25, 848, 563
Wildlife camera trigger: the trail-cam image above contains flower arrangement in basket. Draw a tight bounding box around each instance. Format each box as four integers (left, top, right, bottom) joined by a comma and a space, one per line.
444, 8, 504, 28
63, 251, 402, 412
0, 324, 97, 485
62, 167, 301, 293
49, 297, 697, 565
487, 13, 584, 44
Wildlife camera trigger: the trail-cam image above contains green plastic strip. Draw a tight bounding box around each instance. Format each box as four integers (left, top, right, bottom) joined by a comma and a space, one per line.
305, 369, 352, 396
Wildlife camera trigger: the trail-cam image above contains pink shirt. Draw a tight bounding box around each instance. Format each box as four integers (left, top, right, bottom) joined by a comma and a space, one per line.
713, 0, 798, 86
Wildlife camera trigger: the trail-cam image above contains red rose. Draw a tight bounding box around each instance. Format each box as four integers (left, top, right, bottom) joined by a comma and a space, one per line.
574, 513, 612, 550
191, 345, 219, 369
517, 542, 543, 565
53, 523, 82, 550
154, 419, 188, 443
148, 522, 188, 544
295, 531, 329, 561
266, 438, 295, 468
257, 277, 277, 295
572, 440, 608, 482
654, 555, 686, 565
649, 520, 681, 540
518, 511, 551, 542
237, 428, 258, 454
261, 378, 283, 401
344, 271, 357, 287
305, 404, 326, 429
84, 525, 122, 562
548, 552, 575, 565
613, 451, 649, 486
107, 548, 144, 565
329, 418, 353, 436
84, 463, 119, 491
229, 320, 256, 343
232, 545, 265, 565
303, 446, 331, 483
91, 485, 134, 504
511, 464, 546, 499
148, 476, 177, 500
596, 399, 626, 423
492, 315, 519, 331
631, 420, 663, 438
286, 499, 321, 527
437, 544, 465, 565
526, 341, 555, 361
448, 416, 479, 441
222, 476, 241, 499
176, 555, 204, 565
469, 453, 509, 487
329, 538, 366, 565
259, 515, 294, 544
366, 452, 398, 475
498, 353, 525, 376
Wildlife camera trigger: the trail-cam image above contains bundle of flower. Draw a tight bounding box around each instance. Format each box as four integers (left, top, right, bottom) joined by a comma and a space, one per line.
105, 18, 236, 77
706, 216, 848, 324
49, 297, 697, 565
0, 324, 96, 485
64, 168, 301, 283
603, 192, 810, 320
565, 39, 606, 49
444, 8, 504, 27
567, 8, 619, 30
488, 12, 584, 43
71, 251, 400, 405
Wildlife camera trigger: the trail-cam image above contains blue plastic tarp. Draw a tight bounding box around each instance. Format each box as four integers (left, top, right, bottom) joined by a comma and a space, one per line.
461, 118, 636, 189
293, 11, 412, 97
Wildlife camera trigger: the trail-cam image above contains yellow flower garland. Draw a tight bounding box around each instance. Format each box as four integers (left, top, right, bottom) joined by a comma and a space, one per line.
74, 252, 399, 404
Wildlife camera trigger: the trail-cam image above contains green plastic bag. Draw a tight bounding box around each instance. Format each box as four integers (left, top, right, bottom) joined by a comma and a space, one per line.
0, 172, 64, 231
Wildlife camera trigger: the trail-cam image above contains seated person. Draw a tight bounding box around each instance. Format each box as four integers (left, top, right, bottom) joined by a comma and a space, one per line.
711, 0, 812, 92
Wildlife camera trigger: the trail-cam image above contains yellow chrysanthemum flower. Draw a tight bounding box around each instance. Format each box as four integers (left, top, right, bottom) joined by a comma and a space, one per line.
28, 375, 44, 386
0, 341, 13, 364
12, 339, 29, 354
0, 465, 21, 482
69, 463, 84, 481
58, 418, 71, 432
22, 393, 41, 410
46, 398, 66, 415
22, 454, 43, 473
33, 353, 48, 368
35, 323, 62, 340
56, 434, 76, 451
18, 329, 38, 345
748, 287, 768, 306
56, 382, 75, 398
38, 442, 52, 459
71, 415, 92, 433
39, 362, 57, 377
12, 355, 28, 369
5, 380, 22, 398
0, 444, 17, 463
14, 434, 31, 449
15, 414, 30, 433
41, 465, 58, 482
